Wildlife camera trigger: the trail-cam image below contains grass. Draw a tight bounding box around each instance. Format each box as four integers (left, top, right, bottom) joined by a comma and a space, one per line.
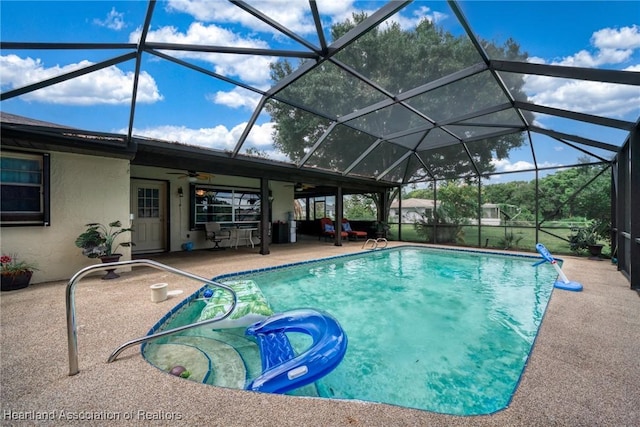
391, 224, 611, 257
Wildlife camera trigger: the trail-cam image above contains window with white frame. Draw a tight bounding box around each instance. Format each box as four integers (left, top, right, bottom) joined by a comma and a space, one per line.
190, 185, 260, 229
0, 150, 50, 226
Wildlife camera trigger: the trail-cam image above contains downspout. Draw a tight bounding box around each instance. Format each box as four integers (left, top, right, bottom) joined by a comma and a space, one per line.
335, 186, 343, 246
260, 177, 270, 255
477, 179, 482, 247
397, 186, 402, 241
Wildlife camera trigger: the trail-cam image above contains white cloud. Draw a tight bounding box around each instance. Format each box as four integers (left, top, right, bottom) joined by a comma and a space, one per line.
166, 0, 353, 36
243, 121, 274, 148
131, 22, 275, 85
391, 6, 447, 30
0, 54, 162, 105
93, 7, 126, 31
135, 2, 450, 90
139, 21, 270, 50
524, 25, 640, 119
592, 25, 640, 51
132, 124, 237, 149
164, 0, 446, 42
207, 87, 262, 110
129, 122, 280, 156
524, 72, 640, 118
491, 158, 559, 173
554, 25, 640, 67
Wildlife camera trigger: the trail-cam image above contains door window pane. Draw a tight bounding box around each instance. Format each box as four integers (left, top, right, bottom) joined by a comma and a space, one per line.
137, 187, 160, 218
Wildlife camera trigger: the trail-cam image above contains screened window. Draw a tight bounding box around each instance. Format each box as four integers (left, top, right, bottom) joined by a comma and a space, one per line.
191, 185, 260, 228
0, 150, 50, 226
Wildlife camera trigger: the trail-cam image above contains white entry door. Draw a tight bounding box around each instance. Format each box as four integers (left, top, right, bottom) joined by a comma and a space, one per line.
131, 180, 167, 253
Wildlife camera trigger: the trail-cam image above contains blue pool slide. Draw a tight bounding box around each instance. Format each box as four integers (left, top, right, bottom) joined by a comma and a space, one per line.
245, 308, 348, 394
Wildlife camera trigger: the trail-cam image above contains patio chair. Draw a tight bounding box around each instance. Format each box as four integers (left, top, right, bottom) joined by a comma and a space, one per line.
319, 217, 348, 241
205, 222, 231, 250
341, 218, 368, 241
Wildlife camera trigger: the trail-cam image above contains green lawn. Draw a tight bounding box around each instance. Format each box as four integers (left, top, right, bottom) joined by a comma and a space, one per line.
390, 224, 610, 257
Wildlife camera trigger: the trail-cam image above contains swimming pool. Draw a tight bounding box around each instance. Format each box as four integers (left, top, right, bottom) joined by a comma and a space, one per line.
143, 246, 559, 415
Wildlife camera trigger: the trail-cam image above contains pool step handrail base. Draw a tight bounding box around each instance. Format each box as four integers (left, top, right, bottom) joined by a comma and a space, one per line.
362, 238, 388, 250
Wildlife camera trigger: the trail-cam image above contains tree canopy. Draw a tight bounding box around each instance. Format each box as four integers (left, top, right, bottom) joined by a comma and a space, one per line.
404, 160, 611, 225
266, 13, 534, 182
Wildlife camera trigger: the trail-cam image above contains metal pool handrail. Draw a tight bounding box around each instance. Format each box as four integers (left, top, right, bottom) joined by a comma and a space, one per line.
362, 238, 388, 250
66, 259, 237, 376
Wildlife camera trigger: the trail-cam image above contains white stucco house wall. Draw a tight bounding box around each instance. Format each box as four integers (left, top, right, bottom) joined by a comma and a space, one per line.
0, 117, 309, 284
2, 113, 394, 285
1, 147, 297, 284
1, 152, 132, 284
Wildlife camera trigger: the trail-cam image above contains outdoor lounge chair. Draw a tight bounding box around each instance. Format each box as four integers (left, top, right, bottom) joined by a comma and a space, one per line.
319, 217, 348, 241
341, 218, 368, 241
205, 222, 231, 250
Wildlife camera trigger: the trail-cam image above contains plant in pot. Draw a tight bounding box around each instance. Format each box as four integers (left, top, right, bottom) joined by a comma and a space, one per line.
1, 254, 38, 291
568, 219, 608, 260
75, 220, 134, 279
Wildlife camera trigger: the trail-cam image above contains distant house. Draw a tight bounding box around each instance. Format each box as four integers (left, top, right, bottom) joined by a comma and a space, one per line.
471, 203, 502, 226
390, 198, 439, 222
390, 198, 503, 226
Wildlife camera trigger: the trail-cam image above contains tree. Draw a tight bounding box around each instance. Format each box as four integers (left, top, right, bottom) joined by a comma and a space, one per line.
344, 194, 376, 220
405, 187, 433, 200
436, 180, 477, 225
266, 13, 533, 182
482, 181, 535, 221
537, 160, 610, 222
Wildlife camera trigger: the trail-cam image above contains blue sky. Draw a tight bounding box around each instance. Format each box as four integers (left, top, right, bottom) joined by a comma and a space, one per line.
1, 1, 639, 180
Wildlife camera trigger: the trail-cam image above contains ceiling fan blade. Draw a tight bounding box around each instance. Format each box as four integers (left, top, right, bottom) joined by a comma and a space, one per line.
286, 182, 316, 191
166, 170, 213, 180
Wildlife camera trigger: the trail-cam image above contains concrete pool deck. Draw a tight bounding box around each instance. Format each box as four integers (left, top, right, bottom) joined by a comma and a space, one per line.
1, 240, 638, 426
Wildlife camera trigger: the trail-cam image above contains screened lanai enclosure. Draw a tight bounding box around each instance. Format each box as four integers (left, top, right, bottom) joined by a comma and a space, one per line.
1, 1, 638, 288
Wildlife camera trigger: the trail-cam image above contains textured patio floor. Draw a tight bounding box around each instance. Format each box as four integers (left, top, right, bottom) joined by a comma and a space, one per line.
1, 239, 638, 426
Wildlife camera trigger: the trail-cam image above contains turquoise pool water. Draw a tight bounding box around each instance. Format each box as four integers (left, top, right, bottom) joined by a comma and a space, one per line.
144, 246, 558, 415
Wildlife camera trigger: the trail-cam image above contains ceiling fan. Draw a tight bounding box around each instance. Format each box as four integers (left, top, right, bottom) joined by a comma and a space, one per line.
286, 182, 315, 191
167, 170, 214, 181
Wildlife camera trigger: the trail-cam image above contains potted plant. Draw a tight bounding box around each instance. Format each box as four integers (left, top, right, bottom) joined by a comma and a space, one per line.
568, 219, 608, 259
1, 254, 38, 291
75, 221, 134, 279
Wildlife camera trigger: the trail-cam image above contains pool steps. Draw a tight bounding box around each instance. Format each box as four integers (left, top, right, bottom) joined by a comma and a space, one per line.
145, 342, 213, 383
144, 329, 320, 397
146, 338, 247, 388
168, 336, 246, 388
66, 259, 239, 376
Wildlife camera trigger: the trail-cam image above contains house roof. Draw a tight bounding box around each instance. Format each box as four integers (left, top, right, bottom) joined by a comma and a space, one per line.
1, 1, 638, 187
0, 111, 393, 195
390, 198, 437, 209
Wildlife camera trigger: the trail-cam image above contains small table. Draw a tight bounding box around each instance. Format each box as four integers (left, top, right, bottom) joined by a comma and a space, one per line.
231, 227, 258, 249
